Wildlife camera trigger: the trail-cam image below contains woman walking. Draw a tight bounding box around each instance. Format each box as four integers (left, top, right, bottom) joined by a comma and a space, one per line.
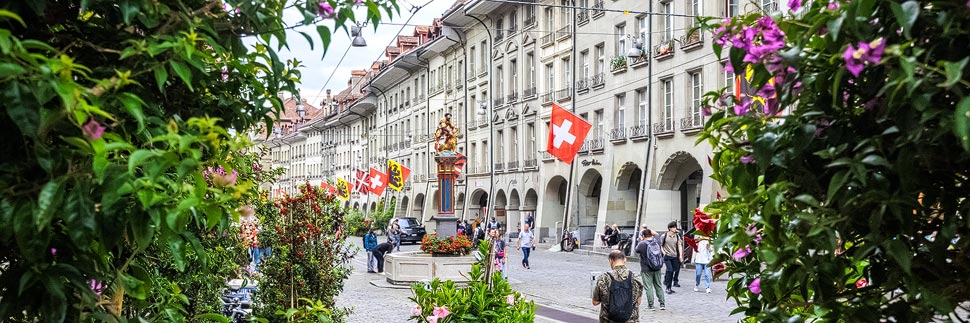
693, 235, 714, 293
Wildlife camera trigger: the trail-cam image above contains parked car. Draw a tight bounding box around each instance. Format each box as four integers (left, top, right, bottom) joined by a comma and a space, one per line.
393, 217, 426, 244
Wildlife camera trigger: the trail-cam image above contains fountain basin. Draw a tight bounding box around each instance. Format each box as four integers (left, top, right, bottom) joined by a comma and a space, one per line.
384, 251, 475, 285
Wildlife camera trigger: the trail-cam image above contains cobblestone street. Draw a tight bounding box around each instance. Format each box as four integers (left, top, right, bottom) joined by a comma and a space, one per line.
337, 238, 741, 322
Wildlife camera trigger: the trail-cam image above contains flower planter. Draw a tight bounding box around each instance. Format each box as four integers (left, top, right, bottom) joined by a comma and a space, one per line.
384, 251, 476, 285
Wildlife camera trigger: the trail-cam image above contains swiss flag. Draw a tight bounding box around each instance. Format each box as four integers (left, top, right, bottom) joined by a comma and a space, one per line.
320, 182, 336, 196
454, 153, 467, 175
547, 103, 592, 164
368, 167, 389, 196
354, 169, 369, 194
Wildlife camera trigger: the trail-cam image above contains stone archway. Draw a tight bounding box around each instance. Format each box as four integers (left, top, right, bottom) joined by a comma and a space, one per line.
399, 196, 409, 218
469, 189, 488, 222
353, 202, 360, 210
541, 176, 568, 236
611, 162, 643, 227
456, 192, 466, 220
508, 189, 522, 234
370, 202, 377, 213
412, 193, 425, 219
656, 151, 703, 231
494, 189, 508, 227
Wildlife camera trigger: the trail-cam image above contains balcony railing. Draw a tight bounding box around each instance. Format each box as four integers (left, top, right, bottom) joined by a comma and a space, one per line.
541, 151, 556, 162
556, 87, 572, 101
654, 118, 675, 137
590, 73, 606, 88
592, 0, 605, 17
541, 92, 555, 104
680, 29, 703, 51
630, 54, 648, 67
477, 116, 488, 128
524, 16, 537, 29
578, 9, 590, 24
654, 39, 675, 59
494, 97, 505, 107
524, 158, 538, 169
556, 26, 571, 40
524, 86, 537, 98
762, 1, 779, 13
506, 160, 519, 170
576, 78, 590, 92
609, 127, 627, 142
680, 115, 704, 133
628, 124, 650, 139
541, 32, 555, 47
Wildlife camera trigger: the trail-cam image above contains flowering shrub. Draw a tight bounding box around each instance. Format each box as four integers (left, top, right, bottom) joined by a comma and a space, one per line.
420, 234, 473, 255
409, 241, 536, 322
700, 0, 970, 321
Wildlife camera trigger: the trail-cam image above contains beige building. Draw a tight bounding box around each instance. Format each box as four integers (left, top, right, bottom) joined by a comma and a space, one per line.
259, 0, 785, 245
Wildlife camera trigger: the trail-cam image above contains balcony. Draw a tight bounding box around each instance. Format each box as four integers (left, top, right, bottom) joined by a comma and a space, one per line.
493, 97, 505, 107
556, 26, 571, 41
590, 72, 606, 89
524, 16, 537, 29
494, 32, 505, 44
477, 116, 488, 128
654, 39, 675, 60
541, 92, 555, 105
628, 124, 650, 141
630, 54, 648, 67
679, 29, 703, 51
654, 119, 675, 138
578, 9, 590, 25
524, 158, 538, 169
680, 115, 704, 134
592, 0, 605, 17
541, 32, 555, 47
524, 86, 537, 98
541, 151, 556, 162
506, 160, 519, 170
576, 78, 590, 92
556, 87, 572, 101
609, 127, 627, 143
762, 1, 779, 13
507, 92, 518, 104
610, 56, 628, 73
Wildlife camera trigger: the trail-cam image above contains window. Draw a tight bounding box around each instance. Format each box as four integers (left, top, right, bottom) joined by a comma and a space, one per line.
480, 41, 487, 73
562, 57, 571, 89
470, 143, 477, 168
637, 16, 648, 40
726, 0, 738, 17
510, 126, 518, 161
527, 123, 535, 157
595, 44, 605, 75
662, 2, 673, 41
544, 7, 554, 30
448, 65, 454, 87
723, 65, 735, 95
526, 52, 536, 92
636, 89, 647, 127
510, 59, 518, 96
545, 63, 555, 93
560, 0, 569, 27
662, 78, 673, 126
496, 19, 504, 36
615, 94, 626, 129
430, 71, 436, 91
481, 140, 488, 170
615, 24, 626, 56
457, 60, 463, 81
497, 65, 504, 99
421, 74, 426, 95
690, 70, 703, 120
594, 110, 604, 136
581, 50, 590, 79
690, 0, 701, 25
406, 87, 411, 105
509, 9, 517, 32
470, 46, 476, 73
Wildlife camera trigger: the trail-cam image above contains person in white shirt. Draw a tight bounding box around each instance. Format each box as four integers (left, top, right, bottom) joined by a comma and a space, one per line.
692, 235, 714, 293
517, 223, 536, 269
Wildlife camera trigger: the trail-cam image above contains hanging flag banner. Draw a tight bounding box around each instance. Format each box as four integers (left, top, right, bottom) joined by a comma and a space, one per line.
368, 167, 389, 197
354, 169, 369, 194
387, 159, 411, 191
454, 153, 467, 176
547, 103, 592, 164
321, 182, 337, 196
336, 178, 351, 200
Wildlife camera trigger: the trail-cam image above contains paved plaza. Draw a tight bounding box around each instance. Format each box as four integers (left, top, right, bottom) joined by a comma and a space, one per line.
337, 238, 741, 322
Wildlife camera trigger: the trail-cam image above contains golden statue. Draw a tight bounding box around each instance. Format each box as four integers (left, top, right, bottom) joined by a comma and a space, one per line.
433, 113, 459, 153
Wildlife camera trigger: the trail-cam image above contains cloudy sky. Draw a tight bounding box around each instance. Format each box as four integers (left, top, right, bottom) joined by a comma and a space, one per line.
268, 0, 457, 105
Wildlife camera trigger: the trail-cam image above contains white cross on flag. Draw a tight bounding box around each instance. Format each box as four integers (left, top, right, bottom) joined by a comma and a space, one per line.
547, 103, 592, 164
368, 167, 389, 196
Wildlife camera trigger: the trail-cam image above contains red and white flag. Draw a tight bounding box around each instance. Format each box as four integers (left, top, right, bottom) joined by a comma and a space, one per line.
320, 182, 336, 196
547, 103, 592, 164
354, 169, 369, 194
454, 153, 467, 175
368, 167, 389, 196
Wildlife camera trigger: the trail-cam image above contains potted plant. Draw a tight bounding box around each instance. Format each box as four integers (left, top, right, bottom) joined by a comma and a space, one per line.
610, 55, 628, 71
420, 234, 473, 256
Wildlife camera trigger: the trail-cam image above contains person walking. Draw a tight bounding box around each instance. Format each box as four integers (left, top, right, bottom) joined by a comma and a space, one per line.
372, 240, 396, 273
635, 229, 666, 310
387, 219, 402, 251
363, 228, 379, 273
693, 235, 714, 293
592, 250, 643, 322
517, 223, 536, 269
524, 213, 535, 231
490, 228, 507, 278
661, 221, 684, 293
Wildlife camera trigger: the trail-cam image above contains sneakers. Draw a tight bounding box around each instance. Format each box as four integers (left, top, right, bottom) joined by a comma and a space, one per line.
648, 305, 655, 311
706, 288, 712, 293
665, 288, 674, 294
673, 283, 681, 288
693, 286, 699, 292
659, 304, 666, 310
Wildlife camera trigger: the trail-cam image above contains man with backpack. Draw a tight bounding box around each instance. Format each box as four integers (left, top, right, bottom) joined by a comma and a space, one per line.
661, 221, 685, 294
592, 250, 643, 322
635, 229, 666, 310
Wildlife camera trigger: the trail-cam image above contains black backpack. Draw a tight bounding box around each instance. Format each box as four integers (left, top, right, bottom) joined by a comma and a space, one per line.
638, 240, 665, 272
604, 270, 634, 322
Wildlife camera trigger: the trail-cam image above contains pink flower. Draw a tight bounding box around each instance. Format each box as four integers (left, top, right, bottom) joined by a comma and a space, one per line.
733, 245, 752, 259
788, 0, 802, 11
355, 0, 363, 4
51, 248, 57, 255
433, 306, 450, 318
82, 119, 105, 140
411, 305, 422, 316
211, 169, 238, 187
740, 155, 755, 164
426, 316, 438, 323
843, 38, 885, 77
856, 278, 868, 288
89, 279, 104, 296
318, 1, 335, 19
827, 1, 840, 10
749, 277, 762, 294
506, 294, 515, 305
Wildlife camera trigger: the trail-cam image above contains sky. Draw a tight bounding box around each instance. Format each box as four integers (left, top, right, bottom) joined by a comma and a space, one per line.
269, 0, 458, 106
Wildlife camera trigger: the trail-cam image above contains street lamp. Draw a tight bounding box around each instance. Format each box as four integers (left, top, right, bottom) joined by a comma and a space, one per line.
351, 24, 367, 47
625, 36, 645, 58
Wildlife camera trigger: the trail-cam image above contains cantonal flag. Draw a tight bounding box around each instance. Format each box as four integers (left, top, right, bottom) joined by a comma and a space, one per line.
336, 178, 351, 200
387, 159, 411, 191
354, 169, 369, 194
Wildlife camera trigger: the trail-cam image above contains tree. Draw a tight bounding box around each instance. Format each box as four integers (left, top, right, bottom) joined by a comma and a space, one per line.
0, 0, 396, 321
701, 0, 970, 321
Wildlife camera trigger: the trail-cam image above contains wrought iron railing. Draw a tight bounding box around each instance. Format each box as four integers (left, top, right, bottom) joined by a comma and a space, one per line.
541, 151, 555, 161
630, 55, 648, 66
680, 29, 703, 50
477, 116, 488, 128
628, 124, 650, 138
576, 78, 590, 91
524, 87, 537, 98
680, 115, 704, 131
578, 10, 590, 24
541, 92, 555, 104
556, 26, 571, 40
507, 92, 518, 103
654, 118, 675, 135
541, 32, 555, 47
494, 97, 505, 107
524, 16, 537, 29
494, 31, 505, 43
590, 73, 606, 88
609, 128, 627, 142
524, 158, 538, 168
506, 160, 519, 170
556, 87, 572, 101
592, 0, 605, 17
508, 24, 518, 35
654, 39, 675, 58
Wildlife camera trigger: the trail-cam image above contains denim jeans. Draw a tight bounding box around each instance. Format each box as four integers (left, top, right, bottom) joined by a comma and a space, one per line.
366, 250, 376, 272
521, 247, 531, 267
663, 256, 681, 289
695, 263, 712, 289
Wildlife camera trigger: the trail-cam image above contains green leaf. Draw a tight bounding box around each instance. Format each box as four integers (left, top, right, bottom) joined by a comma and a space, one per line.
0, 10, 26, 27
298, 31, 314, 50
36, 180, 65, 231
316, 25, 332, 58
826, 171, 849, 205
890, 1, 919, 39
884, 239, 912, 274
826, 15, 844, 41
193, 314, 230, 323
285, 308, 299, 318
128, 150, 156, 174
170, 60, 193, 91
153, 65, 168, 93
119, 0, 141, 24
940, 57, 968, 87
861, 155, 889, 167
168, 237, 187, 272
119, 92, 146, 132
954, 97, 970, 151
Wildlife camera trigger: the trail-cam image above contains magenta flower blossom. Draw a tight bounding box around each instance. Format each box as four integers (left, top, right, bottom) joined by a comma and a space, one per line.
749, 277, 762, 294
82, 119, 105, 140
733, 245, 753, 259
355, 0, 364, 4
740, 155, 755, 164
51, 248, 57, 255
827, 1, 840, 10
843, 38, 886, 77
432, 306, 450, 318
754, 233, 763, 244
90, 279, 104, 296
318, 2, 335, 19
788, 0, 802, 11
